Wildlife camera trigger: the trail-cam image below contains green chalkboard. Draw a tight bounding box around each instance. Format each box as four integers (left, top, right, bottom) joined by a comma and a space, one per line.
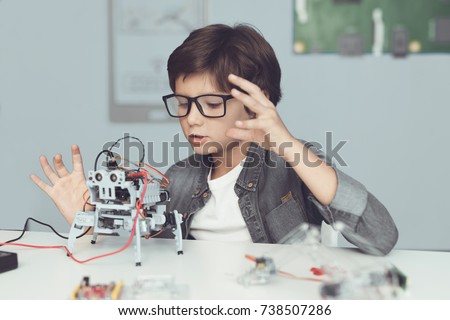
293, 0, 450, 55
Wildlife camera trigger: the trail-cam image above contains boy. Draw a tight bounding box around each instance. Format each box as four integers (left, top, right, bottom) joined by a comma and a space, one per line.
31, 24, 398, 255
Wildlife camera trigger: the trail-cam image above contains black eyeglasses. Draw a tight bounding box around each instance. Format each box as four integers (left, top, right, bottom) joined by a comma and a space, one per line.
162, 94, 234, 118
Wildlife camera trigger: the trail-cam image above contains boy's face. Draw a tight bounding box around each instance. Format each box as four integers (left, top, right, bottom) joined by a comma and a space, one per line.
175, 73, 252, 158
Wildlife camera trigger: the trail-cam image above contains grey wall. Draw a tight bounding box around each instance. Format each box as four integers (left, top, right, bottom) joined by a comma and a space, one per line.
1, 0, 449, 250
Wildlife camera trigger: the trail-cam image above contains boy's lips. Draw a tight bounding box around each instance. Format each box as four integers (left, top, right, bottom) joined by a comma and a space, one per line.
189, 134, 208, 144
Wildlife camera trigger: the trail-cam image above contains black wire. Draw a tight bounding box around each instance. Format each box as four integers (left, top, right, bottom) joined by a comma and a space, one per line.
0, 217, 91, 246
108, 135, 145, 167
93, 149, 115, 171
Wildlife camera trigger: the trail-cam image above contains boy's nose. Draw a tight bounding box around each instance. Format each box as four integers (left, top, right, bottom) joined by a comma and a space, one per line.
186, 101, 204, 126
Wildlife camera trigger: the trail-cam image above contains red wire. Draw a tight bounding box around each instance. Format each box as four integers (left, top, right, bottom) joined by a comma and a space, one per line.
120, 158, 170, 186
278, 270, 325, 282
1, 174, 149, 264
0, 211, 139, 264
140, 162, 170, 185
244, 254, 325, 283
245, 254, 257, 262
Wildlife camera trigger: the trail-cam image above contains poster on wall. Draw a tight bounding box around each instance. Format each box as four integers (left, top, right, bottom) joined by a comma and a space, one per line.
293, 0, 450, 56
109, 0, 208, 122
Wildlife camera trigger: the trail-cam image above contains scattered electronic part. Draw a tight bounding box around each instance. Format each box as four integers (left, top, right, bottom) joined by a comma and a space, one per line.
279, 223, 325, 266
67, 137, 183, 266
237, 256, 277, 287
279, 222, 320, 245
0, 251, 18, 273
131, 275, 189, 299
320, 264, 407, 299
265, 222, 408, 299
71, 276, 123, 300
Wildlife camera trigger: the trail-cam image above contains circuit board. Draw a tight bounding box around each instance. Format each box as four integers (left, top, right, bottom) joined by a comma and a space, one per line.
71, 277, 123, 300
293, 0, 450, 54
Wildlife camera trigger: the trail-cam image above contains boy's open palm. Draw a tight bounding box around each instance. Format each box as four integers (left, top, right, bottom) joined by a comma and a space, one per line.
31, 145, 88, 224
226, 74, 294, 155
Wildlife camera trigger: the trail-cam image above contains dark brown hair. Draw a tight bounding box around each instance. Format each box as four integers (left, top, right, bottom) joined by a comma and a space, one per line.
167, 23, 282, 105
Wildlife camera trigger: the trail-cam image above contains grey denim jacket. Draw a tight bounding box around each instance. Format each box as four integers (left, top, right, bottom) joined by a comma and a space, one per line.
164, 142, 398, 255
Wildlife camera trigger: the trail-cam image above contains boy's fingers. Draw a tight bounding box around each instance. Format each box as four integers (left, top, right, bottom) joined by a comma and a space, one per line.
226, 128, 254, 142
71, 144, 85, 173
231, 89, 265, 114
235, 119, 262, 130
39, 156, 59, 185
228, 74, 259, 94
53, 154, 70, 177
30, 174, 52, 195
228, 74, 269, 105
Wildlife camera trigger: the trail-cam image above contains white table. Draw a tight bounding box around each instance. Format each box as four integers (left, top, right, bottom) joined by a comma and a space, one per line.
1, 230, 449, 299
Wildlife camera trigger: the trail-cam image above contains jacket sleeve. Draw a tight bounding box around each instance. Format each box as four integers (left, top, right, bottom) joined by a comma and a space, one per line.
302, 141, 399, 255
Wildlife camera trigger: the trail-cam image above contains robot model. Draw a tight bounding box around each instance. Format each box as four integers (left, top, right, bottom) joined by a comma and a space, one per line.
67, 140, 183, 266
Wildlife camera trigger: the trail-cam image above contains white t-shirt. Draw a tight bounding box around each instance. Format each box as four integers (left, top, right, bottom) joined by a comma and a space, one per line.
189, 160, 252, 242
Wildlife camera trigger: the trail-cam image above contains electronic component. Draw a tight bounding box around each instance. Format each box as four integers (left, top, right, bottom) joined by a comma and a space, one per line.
0, 251, 18, 273
237, 256, 277, 287
132, 275, 189, 299
67, 137, 183, 266
71, 276, 123, 300
320, 264, 407, 299
279, 222, 408, 299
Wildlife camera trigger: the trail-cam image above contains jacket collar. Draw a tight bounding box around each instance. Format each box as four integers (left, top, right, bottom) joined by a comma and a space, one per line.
191, 143, 265, 196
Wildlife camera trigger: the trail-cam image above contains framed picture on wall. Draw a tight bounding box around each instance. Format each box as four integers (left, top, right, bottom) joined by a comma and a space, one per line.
109, 0, 209, 122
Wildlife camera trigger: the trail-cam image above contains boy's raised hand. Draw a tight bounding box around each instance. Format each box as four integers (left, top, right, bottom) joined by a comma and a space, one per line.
226, 74, 294, 155
30, 144, 88, 225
